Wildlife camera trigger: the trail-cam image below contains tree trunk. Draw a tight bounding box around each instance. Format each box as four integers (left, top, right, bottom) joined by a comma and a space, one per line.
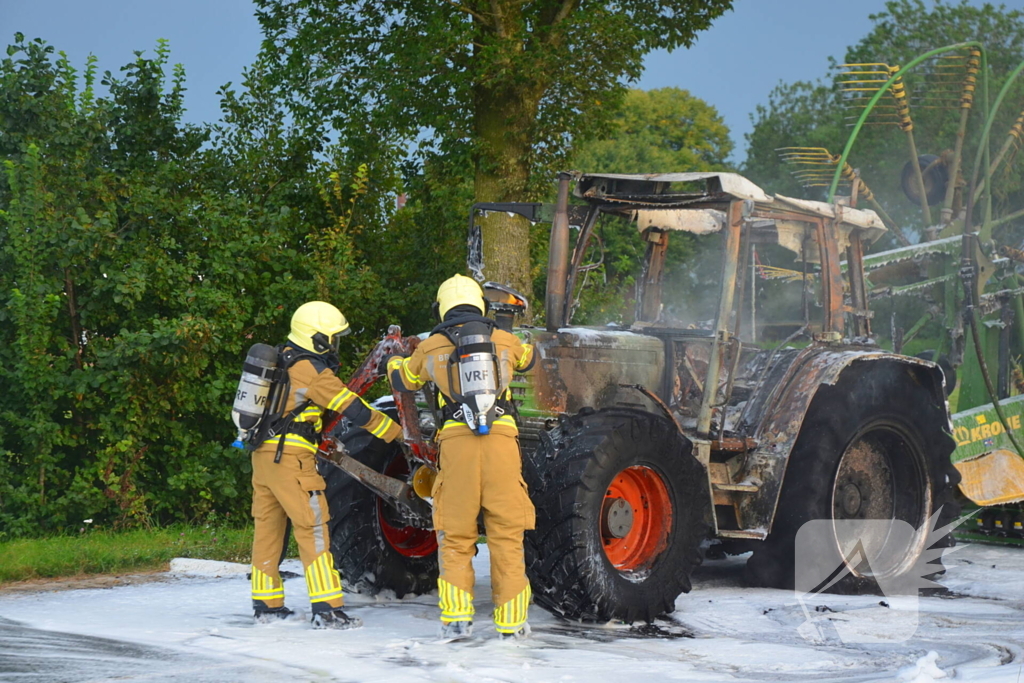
473, 80, 540, 300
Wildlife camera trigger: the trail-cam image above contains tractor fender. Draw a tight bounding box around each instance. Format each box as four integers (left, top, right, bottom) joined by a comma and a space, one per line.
733, 346, 948, 539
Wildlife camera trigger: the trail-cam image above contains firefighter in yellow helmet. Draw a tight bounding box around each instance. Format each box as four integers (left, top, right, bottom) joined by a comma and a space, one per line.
250, 301, 402, 629
386, 275, 536, 640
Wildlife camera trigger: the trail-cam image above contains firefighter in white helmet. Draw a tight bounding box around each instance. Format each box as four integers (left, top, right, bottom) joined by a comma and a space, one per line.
250, 301, 402, 629
386, 275, 536, 640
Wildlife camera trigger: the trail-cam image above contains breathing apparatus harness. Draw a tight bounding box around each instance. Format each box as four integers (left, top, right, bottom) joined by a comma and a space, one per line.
432, 313, 508, 436
240, 345, 337, 462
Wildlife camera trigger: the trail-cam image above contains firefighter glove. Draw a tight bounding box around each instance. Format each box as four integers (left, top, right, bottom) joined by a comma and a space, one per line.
379, 353, 403, 377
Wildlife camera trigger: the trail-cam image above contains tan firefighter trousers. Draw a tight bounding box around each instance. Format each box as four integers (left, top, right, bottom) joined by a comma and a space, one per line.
432, 433, 536, 629
250, 444, 344, 613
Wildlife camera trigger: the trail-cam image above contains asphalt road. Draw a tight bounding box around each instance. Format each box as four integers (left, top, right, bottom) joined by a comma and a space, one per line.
0, 617, 301, 682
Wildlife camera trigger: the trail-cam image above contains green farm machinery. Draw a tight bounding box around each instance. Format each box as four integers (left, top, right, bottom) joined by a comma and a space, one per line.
778, 43, 1024, 542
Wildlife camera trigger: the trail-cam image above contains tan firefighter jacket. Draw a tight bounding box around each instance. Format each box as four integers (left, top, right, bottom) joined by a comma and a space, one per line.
387, 328, 534, 441
263, 347, 401, 452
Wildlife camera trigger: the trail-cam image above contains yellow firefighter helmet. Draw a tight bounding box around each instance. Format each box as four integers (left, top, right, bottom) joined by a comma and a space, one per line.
289, 301, 350, 354
436, 274, 486, 319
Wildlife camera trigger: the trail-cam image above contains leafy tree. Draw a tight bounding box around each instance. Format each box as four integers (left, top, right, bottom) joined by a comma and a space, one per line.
568, 87, 732, 324
255, 0, 734, 296
574, 87, 732, 173
0, 36, 405, 537
744, 0, 1024, 245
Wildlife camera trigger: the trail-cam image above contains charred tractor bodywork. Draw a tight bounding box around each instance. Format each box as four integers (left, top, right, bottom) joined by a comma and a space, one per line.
516, 174, 949, 527
506, 173, 958, 620
319, 171, 959, 623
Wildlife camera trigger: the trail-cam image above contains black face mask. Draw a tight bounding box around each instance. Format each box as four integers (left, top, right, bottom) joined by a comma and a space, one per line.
443, 304, 486, 322
311, 330, 348, 355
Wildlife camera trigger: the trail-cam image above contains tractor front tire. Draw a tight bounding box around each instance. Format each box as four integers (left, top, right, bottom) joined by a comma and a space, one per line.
525, 408, 709, 623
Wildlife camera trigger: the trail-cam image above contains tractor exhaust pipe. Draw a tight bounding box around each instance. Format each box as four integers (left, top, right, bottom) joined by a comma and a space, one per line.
546, 172, 572, 332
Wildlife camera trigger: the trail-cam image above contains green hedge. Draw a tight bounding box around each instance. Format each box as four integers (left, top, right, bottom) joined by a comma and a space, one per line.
0, 37, 460, 538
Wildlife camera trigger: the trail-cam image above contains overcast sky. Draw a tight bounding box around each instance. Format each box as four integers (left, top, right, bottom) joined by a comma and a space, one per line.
1, 0, 1007, 162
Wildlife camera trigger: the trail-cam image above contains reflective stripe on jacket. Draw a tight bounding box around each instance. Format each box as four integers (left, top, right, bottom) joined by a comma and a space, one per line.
268, 347, 400, 453
388, 329, 534, 440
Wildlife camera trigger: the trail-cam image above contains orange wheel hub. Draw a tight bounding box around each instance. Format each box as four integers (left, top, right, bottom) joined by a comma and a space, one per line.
601, 466, 672, 572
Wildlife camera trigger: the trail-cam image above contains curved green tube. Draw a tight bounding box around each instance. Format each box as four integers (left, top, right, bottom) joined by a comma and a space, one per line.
828, 42, 990, 203
968, 58, 1024, 238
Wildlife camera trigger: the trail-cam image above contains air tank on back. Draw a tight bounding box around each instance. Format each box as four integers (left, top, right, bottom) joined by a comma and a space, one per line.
452, 321, 500, 435
231, 343, 279, 448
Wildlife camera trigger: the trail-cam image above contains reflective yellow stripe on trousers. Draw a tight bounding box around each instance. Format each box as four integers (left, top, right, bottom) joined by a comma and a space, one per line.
438, 578, 474, 622
494, 584, 531, 633
251, 566, 284, 601
305, 551, 344, 602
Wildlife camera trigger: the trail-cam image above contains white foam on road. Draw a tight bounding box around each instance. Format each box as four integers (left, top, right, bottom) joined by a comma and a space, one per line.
0, 543, 1022, 682
897, 651, 947, 682
168, 558, 250, 577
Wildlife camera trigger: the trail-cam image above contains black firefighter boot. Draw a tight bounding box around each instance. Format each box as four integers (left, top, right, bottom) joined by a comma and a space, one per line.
311, 606, 363, 630
254, 600, 295, 624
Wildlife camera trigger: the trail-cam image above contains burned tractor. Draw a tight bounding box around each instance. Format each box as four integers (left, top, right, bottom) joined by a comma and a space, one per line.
317, 171, 959, 623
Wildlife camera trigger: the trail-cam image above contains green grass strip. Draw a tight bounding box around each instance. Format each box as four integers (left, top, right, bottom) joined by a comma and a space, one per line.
0, 525, 258, 584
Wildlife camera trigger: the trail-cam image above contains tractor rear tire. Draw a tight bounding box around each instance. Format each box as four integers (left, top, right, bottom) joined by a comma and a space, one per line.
524, 408, 709, 623
745, 361, 959, 593
323, 414, 438, 598
914, 350, 957, 396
